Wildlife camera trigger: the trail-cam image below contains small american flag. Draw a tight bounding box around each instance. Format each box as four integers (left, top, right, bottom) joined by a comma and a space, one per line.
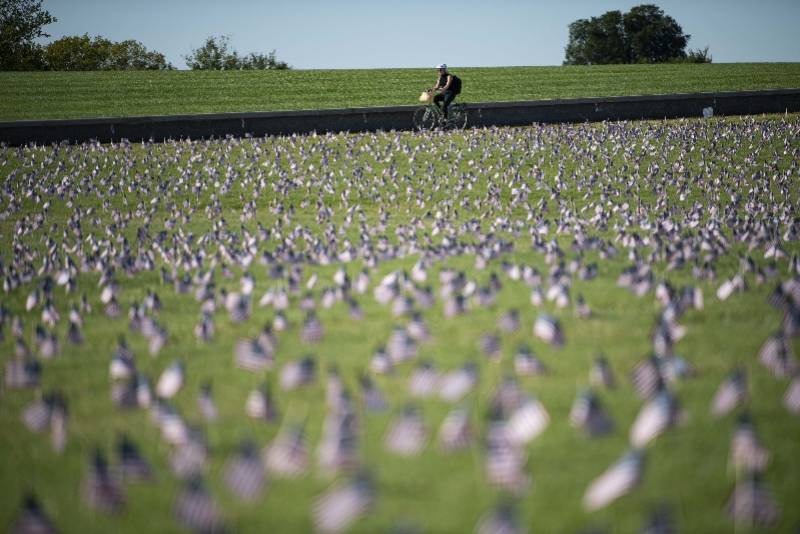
4, 356, 40, 389
312, 472, 374, 533
174, 477, 226, 533
264, 424, 309, 478
533, 314, 564, 347
169, 434, 208, 480
197, 382, 218, 422
155, 361, 185, 399
408, 361, 440, 398
438, 407, 472, 451
223, 441, 266, 502
505, 397, 550, 446
387, 327, 417, 363
369, 346, 393, 375
758, 333, 795, 378
725, 473, 781, 527
497, 309, 520, 333
22, 396, 51, 433
484, 422, 529, 493
583, 449, 643, 511
729, 416, 770, 475
301, 312, 324, 343
514, 345, 547, 376
443, 295, 466, 319
630, 390, 679, 448
116, 435, 153, 482
82, 449, 125, 513
784, 374, 800, 414
49, 398, 67, 454
479, 333, 502, 361
246, 383, 278, 421
475, 501, 522, 534
406, 313, 431, 341
235, 338, 274, 372
384, 406, 427, 456
569, 389, 614, 438
318, 412, 359, 475
439, 363, 478, 403
225, 292, 251, 323
9, 494, 58, 534
710, 368, 747, 417
630, 356, 664, 400
640, 506, 675, 534
590, 353, 615, 389
280, 356, 316, 391
359, 374, 387, 412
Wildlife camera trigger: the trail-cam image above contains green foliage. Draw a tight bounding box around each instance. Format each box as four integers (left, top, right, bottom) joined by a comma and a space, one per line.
0, 0, 56, 70
106, 39, 173, 70
565, 11, 628, 66
680, 47, 713, 64
183, 35, 237, 70
43, 35, 108, 71
240, 51, 290, 71
43, 34, 172, 71
184, 35, 289, 70
624, 4, 689, 63
564, 4, 699, 65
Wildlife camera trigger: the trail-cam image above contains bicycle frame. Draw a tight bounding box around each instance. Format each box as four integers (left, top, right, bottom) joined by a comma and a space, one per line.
413, 102, 467, 131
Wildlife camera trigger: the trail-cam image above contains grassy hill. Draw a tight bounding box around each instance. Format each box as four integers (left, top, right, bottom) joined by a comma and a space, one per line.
1, 63, 799, 121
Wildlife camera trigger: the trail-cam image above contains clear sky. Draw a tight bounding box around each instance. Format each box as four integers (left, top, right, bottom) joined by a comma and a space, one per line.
38, 0, 800, 69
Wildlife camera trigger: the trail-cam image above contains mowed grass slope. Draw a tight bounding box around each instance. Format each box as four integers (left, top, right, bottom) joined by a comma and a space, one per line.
0, 115, 799, 532
1, 63, 799, 121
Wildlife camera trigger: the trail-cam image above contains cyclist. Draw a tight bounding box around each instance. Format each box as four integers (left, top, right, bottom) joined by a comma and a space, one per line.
432, 64, 462, 120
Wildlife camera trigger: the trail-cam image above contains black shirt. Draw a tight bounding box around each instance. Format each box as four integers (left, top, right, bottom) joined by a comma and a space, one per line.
438, 73, 461, 94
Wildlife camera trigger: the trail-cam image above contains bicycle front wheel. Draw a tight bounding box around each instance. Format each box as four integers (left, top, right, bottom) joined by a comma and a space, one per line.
446, 104, 468, 130
413, 106, 438, 131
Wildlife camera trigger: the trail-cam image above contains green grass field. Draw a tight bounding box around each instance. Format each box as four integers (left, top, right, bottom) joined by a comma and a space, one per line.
1, 113, 799, 532
1, 63, 799, 121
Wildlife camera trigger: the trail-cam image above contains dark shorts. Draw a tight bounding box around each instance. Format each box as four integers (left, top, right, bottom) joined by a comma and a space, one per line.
433, 90, 458, 115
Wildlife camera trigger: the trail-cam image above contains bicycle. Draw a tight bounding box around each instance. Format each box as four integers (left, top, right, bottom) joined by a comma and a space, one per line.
413, 91, 468, 131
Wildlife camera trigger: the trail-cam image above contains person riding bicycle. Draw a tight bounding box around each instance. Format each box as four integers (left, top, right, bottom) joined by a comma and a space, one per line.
432, 64, 462, 120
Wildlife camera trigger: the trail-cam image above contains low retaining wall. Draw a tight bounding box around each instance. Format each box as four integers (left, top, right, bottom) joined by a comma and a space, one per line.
1, 89, 798, 146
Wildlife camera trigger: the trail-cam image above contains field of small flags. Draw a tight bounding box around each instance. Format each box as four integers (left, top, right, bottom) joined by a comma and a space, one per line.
1, 113, 799, 532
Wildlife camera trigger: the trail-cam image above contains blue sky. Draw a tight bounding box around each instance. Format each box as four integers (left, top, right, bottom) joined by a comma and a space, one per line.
39, 0, 800, 69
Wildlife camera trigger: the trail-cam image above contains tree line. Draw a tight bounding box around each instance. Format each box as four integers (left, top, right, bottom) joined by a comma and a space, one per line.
564, 4, 711, 65
3, 0, 708, 71
0, 0, 290, 70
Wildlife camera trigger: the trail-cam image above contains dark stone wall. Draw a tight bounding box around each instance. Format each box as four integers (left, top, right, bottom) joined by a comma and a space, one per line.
1, 89, 798, 146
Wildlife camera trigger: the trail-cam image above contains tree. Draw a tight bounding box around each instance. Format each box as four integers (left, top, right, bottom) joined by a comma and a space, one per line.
563, 4, 705, 65
106, 40, 172, 70
43, 34, 109, 70
43, 34, 172, 70
684, 46, 712, 64
565, 10, 627, 66
0, 0, 56, 70
623, 4, 688, 63
184, 35, 234, 70
240, 51, 289, 70
184, 35, 290, 70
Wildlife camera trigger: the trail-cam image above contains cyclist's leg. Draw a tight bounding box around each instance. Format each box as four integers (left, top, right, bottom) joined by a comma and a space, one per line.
433, 92, 444, 110
442, 91, 456, 119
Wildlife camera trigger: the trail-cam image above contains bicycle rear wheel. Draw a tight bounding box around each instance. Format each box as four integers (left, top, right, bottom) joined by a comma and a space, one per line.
446, 104, 468, 130
413, 106, 438, 131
